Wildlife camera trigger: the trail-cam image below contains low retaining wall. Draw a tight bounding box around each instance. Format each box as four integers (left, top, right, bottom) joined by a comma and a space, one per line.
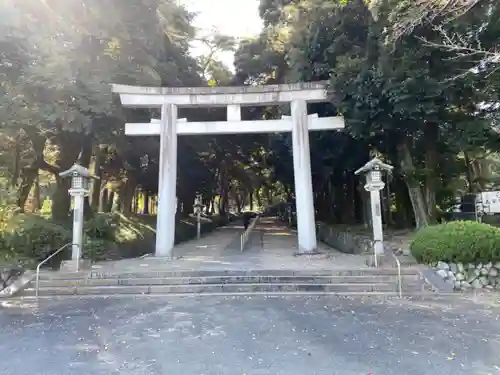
433, 261, 500, 290
316, 223, 372, 254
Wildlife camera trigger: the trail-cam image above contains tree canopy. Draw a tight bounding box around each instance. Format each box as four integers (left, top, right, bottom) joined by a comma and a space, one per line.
0, 0, 499, 230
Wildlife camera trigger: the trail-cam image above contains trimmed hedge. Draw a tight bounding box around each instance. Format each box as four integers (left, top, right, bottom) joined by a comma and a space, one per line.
410, 220, 500, 265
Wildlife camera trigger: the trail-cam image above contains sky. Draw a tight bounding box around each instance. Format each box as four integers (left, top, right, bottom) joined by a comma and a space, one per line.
178, 0, 263, 70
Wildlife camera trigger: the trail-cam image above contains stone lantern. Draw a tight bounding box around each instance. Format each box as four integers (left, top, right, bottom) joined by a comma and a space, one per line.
59, 164, 99, 271
355, 158, 393, 266
193, 193, 205, 240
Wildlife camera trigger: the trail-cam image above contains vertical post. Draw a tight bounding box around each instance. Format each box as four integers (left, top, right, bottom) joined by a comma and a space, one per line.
72, 194, 84, 270
291, 100, 317, 253
155, 103, 178, 257
227, 105, 241, 121
197, 211, 201, 240
369, 190, 384, 256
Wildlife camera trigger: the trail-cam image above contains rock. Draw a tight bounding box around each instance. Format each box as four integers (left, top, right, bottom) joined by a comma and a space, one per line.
467, 270, 478, 283
449, 263, 458, 273
495, 262, 500, 269
486, 285, 494, 290
480, 275, 489, 285
436, 269, 448, 279
0, 268, 23, 290
456, 272, 465, 281
477, 263, 483, 269
489, 268, 498, 277
480, 267, 489, 276
485, 262, 493, 270
474, 268, 481, 276
468, 263, 475, 270
454, 280, 462, 289
488, 276, 497, 286
437, 261, 450, 270
0, 270, 32, 298
447, 271, 456, 281
472, 279, 483, 288
457, 263, 465, 272
461, 281, 471, 288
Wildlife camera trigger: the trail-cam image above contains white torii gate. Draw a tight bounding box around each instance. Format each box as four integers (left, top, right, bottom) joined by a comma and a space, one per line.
112, 82, 345, 258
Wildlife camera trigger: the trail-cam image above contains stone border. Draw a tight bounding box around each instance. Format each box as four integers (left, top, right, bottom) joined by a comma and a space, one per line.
316, 222, 371, 254
433, 261, 500, 290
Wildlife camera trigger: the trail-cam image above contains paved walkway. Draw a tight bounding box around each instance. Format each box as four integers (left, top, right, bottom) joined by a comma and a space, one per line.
90, 217, 368, 274
2, 295, 498, 374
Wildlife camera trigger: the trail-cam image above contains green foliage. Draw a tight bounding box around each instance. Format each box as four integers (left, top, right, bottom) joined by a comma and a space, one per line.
0, 211, 229, 267
410, 221, 500, 264
1, 214, 72, 266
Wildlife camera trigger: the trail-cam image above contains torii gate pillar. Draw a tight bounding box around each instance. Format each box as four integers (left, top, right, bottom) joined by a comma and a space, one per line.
291, 100, 317, 251
156, 104, 178, 257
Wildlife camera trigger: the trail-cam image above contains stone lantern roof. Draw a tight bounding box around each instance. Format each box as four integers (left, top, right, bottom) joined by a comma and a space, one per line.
354, 157, 393, 176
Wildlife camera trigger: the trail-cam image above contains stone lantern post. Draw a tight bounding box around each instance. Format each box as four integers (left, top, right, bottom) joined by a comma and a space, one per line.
59, 164, 99, 271
355, 158, 393, 267
193, 193, 205, 240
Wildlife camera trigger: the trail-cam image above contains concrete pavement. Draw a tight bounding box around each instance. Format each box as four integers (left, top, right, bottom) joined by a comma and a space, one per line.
0, 295, 498, 374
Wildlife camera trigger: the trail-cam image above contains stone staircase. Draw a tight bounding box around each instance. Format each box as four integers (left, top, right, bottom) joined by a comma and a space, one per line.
18, 267, 436, 298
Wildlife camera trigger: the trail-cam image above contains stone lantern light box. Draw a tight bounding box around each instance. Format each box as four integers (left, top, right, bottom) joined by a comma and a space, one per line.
59, 164, 98, 194
355, 157, 393, 190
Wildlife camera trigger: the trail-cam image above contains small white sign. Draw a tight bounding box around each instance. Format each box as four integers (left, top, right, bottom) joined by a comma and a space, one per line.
479, 191, 500, 213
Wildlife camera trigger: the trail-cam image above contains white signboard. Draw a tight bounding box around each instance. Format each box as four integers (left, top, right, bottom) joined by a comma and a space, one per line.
479, 191, 500, 214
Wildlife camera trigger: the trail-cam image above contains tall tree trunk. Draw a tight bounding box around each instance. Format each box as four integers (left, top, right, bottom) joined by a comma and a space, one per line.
105, 191, 115, 213
464, 151, 474, 193
119, 180, 136, 216
423, 124, 438, 224
33, 173, 41, 211
398, 143, 429, 229
249, 191, 254, 211
99, 188, 108, 212
255, 189, 262, 208
17, 165, 38, 211
143, 191, 150, 214
235, 193, 242, 213
90, 145, 104, 212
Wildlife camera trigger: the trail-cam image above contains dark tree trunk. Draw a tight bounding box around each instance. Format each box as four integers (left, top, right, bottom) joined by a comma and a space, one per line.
90, 145, 104, 212
143, 191, 150, 214
17, 165, 38, 211
105, 191, 115, 213
99, 188, 108, 212
33, 173, 41, 211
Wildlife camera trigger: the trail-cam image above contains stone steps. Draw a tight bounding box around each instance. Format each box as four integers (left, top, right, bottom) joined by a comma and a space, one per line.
24, 282, 400, 297
17, 266, 437, 299
36, 274, 419, 287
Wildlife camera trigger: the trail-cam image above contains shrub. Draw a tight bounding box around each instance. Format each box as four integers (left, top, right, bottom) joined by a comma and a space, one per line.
1, 214, 72, 266
0, 211, 229, 267
84, 213, 120, 241
410, 220, 500, 265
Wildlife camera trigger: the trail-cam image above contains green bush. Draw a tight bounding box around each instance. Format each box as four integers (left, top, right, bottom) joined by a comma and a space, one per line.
410, 221, 500, 264
0, 211, 229, 267
84, 213, 120, 241
0, 214, 72, 267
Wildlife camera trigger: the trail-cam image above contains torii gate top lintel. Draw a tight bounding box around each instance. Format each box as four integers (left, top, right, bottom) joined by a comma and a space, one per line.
111, 81, 329, 108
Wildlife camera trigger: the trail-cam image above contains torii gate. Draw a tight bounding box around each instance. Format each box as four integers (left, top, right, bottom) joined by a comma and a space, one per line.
112, 82, 345, 258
